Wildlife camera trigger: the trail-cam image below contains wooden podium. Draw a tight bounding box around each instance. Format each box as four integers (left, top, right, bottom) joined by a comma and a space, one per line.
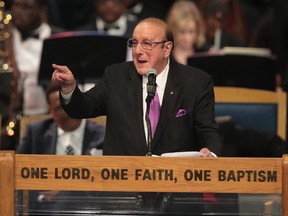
1, 152, 288, 215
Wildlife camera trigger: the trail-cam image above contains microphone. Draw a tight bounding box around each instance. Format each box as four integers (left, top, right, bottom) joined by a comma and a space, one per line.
145, 68, 157, 156
146, 68, 157, 102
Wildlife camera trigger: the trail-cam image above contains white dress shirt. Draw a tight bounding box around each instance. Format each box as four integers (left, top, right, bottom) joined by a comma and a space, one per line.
56, 120, 86, 155
142, 60, 170, 142
13, 23, 52, 115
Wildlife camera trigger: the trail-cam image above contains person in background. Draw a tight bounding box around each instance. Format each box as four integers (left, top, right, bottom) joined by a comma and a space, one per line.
166, 0, 211, 65
77, 0, 137, 38
48, 0, 94, 30
17, 82, 105, 155
11, 0, 64, 116
16, 82, 105, 211
124, 0, 174, 22
202, 0, 245, 50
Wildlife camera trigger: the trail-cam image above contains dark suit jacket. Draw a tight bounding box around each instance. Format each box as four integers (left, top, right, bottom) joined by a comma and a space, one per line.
62, 60, 222, 156
17, 118, 105, 154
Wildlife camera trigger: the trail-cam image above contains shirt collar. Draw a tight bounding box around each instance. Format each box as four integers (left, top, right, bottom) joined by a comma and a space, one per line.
17, 23, 50, 41
57, 119, 86, 137
156, 58, 170, 92
142, 58, 170, 91
96, 15, 127, 33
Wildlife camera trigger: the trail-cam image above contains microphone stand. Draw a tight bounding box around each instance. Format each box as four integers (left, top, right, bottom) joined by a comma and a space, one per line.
145, 69, 157, 157
145, 96, 153, 157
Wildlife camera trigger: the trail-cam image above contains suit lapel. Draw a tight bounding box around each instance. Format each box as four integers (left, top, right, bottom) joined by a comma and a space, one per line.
152, 61, 181, 150
82, 121, 94, 155
127, 65, 147, 146
44, 123, 57, 154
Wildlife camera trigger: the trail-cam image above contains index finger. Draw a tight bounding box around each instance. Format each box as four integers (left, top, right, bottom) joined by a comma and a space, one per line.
52, 64, 67, 73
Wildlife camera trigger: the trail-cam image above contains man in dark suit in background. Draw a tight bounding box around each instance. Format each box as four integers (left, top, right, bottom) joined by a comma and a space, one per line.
16, 82, 105, 212
17, 82, 105, 155
51, 17, 222, 214
77, 0, 137, 38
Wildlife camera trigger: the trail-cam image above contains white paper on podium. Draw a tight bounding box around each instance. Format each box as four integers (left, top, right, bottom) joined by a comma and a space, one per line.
153, 151, 203, 157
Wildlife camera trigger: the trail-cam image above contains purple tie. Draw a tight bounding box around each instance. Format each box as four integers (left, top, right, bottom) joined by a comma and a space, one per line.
149, 91, 160, 137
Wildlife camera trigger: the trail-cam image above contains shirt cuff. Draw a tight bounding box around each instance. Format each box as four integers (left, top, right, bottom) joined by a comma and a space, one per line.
61, 91, 73, 104
211, 152, 217, 157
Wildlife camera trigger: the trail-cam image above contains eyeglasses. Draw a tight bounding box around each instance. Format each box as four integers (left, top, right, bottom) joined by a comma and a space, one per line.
127, 38, 168, 50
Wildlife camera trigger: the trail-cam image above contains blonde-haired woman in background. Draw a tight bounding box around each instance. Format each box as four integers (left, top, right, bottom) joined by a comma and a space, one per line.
166, 0, 211, 64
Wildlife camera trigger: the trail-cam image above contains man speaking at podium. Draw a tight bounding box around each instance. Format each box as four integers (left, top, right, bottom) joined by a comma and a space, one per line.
51, 17, 222, 157
51, 16, 223, 214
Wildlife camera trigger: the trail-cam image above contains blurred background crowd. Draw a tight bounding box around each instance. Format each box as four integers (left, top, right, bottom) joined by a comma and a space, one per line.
1, 0, 288, 152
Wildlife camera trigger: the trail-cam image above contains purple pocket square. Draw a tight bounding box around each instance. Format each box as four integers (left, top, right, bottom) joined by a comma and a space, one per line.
176, 109, 187, 118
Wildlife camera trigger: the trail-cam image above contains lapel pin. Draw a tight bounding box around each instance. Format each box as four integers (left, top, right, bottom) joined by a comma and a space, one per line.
170, 91, 174, 95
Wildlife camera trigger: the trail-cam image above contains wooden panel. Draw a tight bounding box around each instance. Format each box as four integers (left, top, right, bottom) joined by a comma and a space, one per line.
283, 155, 288, 216
278, 92, 287, 141
0, 115, 2, 148
89, 116, 106, 126
214, 87, 287, 140
214, 87, 280, 103
0, 151, 14, 216
1, 153, 287, 215
15, 155, 282, 193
